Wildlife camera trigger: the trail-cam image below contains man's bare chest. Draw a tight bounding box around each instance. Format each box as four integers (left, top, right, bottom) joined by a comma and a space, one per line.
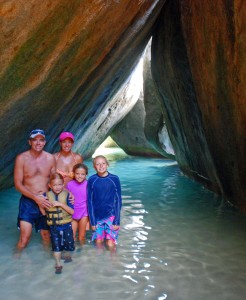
24, 160, 51, 177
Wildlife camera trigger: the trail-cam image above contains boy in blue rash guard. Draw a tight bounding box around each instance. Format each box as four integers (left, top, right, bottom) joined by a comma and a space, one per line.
87, 155, 122, 249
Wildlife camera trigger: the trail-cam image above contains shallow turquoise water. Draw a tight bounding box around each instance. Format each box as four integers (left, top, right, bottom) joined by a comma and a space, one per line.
0, 149, 246, 300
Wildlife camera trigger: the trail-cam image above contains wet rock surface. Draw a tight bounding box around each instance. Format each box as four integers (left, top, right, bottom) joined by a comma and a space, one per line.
0, 0, 165, 186
151, 0, 246, 209
1, 0, 245, 211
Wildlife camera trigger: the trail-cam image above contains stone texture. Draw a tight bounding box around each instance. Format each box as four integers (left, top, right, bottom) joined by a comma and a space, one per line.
73, 63, 143, 158
0, 0, 245, 213
100, 136, 118, 148
143, 42, 175, 158
0, 0, 166, 187
111, 44, 174, 158
151, 0, 246, 209
111, 93, 164, 158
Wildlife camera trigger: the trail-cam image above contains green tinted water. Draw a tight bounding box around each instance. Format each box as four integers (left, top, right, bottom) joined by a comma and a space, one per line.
0, 149, 246, 300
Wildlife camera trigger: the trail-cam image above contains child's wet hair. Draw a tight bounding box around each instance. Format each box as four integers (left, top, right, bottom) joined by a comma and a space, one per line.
93, 155, 109, 166
73, 163, 88, 175
50, 172, 64, 183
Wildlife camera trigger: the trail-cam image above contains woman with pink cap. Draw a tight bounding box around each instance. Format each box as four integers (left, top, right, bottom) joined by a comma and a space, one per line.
53, 132, 83, 187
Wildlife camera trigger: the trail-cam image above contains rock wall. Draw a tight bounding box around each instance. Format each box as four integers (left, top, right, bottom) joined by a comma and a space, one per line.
143, 42, 175, 158
112, 44, 174, 159
74, 61, 143, 158
0, 0, 166, 187
0, 0, 245, 212
111, 92, 165, 158
151, 0, 246, 209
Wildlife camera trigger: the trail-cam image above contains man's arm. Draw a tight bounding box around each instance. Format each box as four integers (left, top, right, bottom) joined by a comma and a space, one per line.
14, 154, 37, 200
14, 154, 52, 209
50, 155, 56, 174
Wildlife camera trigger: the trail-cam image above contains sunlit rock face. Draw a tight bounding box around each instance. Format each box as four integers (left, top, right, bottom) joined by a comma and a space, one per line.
74, 62, 143, 158
111, 94, 164, 158
152, 0, 246, 210
143, 42, 174, 158
0, 0, 166, 187
112, 44, 174, 159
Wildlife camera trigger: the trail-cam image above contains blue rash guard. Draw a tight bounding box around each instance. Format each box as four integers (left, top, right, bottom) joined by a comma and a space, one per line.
87, 172, 122, 227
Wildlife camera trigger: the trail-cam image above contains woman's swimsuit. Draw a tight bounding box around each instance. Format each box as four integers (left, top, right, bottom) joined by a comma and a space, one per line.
55, 152, 77, 179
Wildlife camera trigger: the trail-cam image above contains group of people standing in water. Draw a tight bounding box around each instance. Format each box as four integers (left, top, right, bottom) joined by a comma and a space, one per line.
14, 129, 122, 274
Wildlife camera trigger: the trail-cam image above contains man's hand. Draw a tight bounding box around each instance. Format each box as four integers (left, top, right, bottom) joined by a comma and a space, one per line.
35, 194, 52, 210
39, 207, 46, 216
112, 225, 120, 230
91, 226, 97, 231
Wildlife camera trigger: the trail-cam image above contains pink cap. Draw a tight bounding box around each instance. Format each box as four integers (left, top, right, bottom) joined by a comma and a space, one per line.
59, 132, 74, 142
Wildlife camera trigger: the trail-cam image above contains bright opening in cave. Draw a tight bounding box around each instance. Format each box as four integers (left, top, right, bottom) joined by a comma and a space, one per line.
92, 136, 127, 158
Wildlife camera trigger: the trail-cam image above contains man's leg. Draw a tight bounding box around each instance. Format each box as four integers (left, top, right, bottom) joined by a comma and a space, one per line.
17, 220, 32, 250
40, 229, 50, 249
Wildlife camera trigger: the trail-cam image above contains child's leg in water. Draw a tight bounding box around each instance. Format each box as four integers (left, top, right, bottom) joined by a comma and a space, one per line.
72, 220, 78, 241
78, 216, 89, 243
62, 251, 72, 262
54, 251, 63, 274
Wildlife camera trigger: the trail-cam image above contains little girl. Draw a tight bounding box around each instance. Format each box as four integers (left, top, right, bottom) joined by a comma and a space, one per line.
66, 163, 89, 243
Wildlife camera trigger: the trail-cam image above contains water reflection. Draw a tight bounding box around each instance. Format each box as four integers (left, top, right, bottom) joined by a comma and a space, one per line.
1, 149, 246, 300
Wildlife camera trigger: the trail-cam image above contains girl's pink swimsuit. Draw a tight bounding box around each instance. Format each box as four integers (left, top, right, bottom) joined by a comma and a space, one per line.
66, 179, 88, 220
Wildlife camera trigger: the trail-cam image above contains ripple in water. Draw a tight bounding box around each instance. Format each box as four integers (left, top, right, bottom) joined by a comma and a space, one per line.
0, 149, 246, 300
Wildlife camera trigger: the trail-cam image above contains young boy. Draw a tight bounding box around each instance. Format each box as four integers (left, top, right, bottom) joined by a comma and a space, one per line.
87, 155, 122, 249
45, 173, 75, 274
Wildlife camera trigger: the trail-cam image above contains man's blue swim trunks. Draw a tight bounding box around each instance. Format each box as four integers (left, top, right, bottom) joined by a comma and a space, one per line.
17, 195, 49, 231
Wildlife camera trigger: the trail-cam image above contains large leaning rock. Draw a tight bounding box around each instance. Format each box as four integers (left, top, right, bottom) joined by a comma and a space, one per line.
152, 0, 246, 209
74, 61, 143, 158
0, 0, 245, 213
111, 45, 175, 159
111, 93, 164, 158
143, 42, 175, 158
0, 0, 166, 187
